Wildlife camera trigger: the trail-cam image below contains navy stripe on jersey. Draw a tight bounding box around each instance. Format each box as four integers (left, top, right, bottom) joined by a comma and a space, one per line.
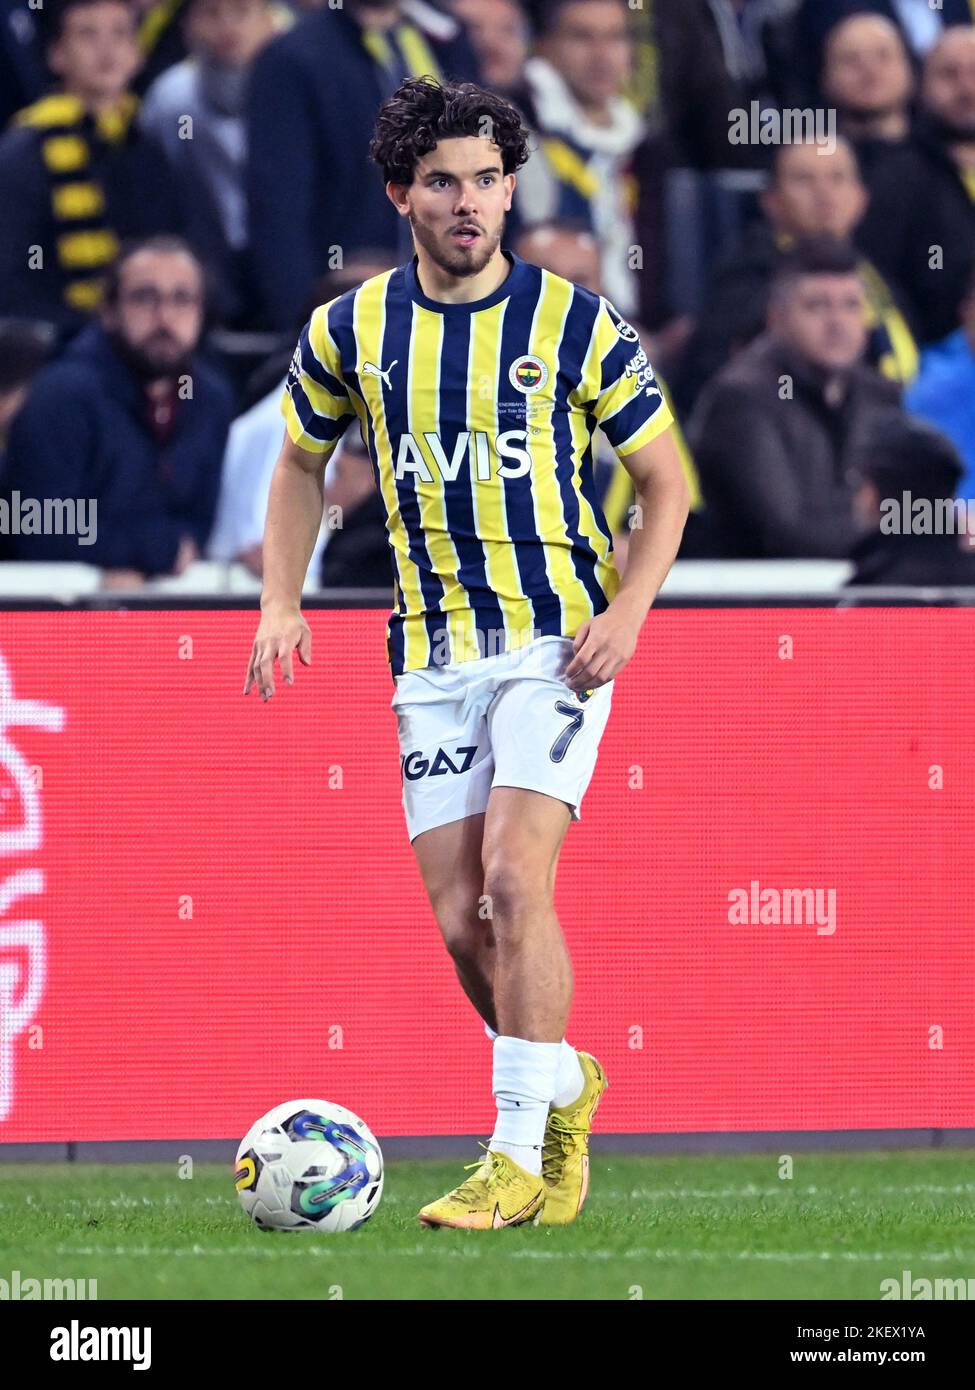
382, 270, 447, 666
549, 287, 607, 613
493, 265, 563, 631
438, 308, 507, 657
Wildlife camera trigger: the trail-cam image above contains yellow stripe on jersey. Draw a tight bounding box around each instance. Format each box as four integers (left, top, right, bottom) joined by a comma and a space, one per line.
280, 299, 354, 457
612, 400, 674, 455
410, 303, 479, 666
353, 273, 431, 675
583, 303, 674, 453
527, 271, 598, 634
468, 300, 537, 653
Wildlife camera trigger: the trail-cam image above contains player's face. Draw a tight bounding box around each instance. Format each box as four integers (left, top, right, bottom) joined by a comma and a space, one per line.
772, 273, 869, 372
763, 145, 867, 240
102, 250, 204, 375
403, 137, 515, 278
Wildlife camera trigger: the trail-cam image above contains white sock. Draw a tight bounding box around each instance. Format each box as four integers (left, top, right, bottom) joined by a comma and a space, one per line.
486, 1021, 584, 1111
552, 1043, 586, 1109
490, 1035, 561, 1176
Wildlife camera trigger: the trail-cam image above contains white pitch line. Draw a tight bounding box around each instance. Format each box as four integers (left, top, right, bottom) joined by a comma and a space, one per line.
48, 1244, 975, 1263
601, 1184, 975, 1200
7, 1182, 973, 1212
11, 1194, 418, 1209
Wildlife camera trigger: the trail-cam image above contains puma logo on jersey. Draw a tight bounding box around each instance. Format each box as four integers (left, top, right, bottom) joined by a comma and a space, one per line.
362, 360, 398, 389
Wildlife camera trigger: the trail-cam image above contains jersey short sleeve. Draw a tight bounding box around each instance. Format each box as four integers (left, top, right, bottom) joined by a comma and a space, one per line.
579, 298, 673, 456
280, 301, 357, 456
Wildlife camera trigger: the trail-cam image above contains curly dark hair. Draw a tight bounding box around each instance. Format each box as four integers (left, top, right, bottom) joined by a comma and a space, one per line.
369, 77, 532, 186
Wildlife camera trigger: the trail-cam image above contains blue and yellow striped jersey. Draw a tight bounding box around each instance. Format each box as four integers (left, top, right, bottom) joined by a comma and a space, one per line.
281, 251, 673, 676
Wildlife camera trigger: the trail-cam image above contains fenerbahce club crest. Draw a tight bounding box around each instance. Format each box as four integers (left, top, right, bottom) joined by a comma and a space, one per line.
509, 355, 550, 394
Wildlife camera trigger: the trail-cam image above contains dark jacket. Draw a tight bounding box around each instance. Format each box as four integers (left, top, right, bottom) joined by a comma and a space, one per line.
245, 4, 479, 330
655, 0, 798, 170
676, 222, 918, 409
0, 0, 45, 128
1, 323, 233, 573
849, 531, 975, 586
0, 115, 222, 337
688, 333, 900, 557
320, 490, 393, 590
857, 123, 975, 345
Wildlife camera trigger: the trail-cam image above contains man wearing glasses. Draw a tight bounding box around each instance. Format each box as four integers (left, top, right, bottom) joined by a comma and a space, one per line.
1, 235, 234, 586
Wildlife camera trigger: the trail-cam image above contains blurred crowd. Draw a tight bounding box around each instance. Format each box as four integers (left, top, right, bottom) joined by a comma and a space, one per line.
2, 0, 975, 588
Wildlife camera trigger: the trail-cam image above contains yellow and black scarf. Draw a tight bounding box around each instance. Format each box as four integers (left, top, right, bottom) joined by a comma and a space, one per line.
359, 18, 442, 91
14, 91, 139, 313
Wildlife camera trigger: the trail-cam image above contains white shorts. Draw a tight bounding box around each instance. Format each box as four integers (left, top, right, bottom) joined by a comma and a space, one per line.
391, 635, 614, 842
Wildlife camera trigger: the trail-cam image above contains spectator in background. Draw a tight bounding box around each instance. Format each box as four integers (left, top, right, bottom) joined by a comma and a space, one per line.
512, 219, 602, 293
208, 253, 395, 581
0, 322, 52, 467
848, 414, 975, 585
0, 0, 222, 338
245, 0, 479, 330
516, 0, 643, 316
858, 26, 975, 344
656, 0, 798, 172
905, 268, 975, 505
139, 0, 279, 327
0, 321, 53, 561
798, 0, 972, 75
0, 0, 46, 128
317, 426, 394, 589
519, 0, 664, 118
129, 0, 190, 94
449, 0, 528, 96
689, 238, 899, 558
677, 139, 918, 411
654, 0, 799, 316
2, 237, 233, 583
820, 13, 915, 178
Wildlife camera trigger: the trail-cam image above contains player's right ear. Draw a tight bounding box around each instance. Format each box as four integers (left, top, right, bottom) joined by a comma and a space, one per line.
386, 181, 411, 217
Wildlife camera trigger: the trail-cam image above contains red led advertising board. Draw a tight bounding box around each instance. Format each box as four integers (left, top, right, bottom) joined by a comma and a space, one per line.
0, 608, 971, 1142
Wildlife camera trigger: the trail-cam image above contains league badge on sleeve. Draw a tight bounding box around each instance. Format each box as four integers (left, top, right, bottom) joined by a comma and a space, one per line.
605, 302, 639, 342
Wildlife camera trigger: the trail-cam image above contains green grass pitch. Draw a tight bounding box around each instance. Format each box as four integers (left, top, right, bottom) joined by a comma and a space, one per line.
2, 1150, 972, 1300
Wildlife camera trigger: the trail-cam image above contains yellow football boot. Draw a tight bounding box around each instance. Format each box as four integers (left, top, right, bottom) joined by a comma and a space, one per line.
539, 1051, 608, 1225
418, 1143, 545, 1229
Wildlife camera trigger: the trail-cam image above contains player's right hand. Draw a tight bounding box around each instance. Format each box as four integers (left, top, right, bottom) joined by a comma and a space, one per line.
243, 605, 312, 701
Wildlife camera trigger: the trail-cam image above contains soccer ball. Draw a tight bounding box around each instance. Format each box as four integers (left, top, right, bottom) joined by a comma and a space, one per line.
235, 1099, 384, 1233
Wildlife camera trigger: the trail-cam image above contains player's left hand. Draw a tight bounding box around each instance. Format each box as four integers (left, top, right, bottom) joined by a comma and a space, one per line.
563, 607, 641, 691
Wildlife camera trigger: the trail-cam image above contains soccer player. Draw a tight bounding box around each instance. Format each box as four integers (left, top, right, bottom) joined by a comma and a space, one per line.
244, 76, 689, 1228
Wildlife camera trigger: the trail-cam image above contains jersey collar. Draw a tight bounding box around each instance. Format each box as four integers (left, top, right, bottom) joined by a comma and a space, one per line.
404, 249, 527, 315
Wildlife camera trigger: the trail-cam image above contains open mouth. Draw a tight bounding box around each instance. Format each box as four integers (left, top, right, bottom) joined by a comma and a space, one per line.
451, 225, 481, 247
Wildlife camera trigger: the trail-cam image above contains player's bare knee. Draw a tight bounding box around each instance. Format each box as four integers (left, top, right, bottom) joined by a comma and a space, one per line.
429, 884, 493, 960
481, 856, 551, 925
